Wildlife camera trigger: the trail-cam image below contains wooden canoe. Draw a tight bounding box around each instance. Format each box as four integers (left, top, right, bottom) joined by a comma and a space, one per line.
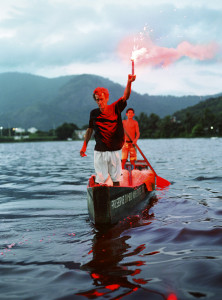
87, 160, 156, 227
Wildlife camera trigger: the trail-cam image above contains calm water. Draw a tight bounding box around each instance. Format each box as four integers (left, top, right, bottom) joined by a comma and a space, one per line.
0, 138, 222, 300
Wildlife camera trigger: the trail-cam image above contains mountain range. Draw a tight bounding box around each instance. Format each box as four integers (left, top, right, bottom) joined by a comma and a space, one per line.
0, 72, 219, 131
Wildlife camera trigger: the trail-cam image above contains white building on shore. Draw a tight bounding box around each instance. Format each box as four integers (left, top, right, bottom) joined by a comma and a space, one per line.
75, 130, 86, 139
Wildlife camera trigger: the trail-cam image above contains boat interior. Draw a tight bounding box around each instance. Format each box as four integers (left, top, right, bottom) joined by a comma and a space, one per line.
88, 160, 155, 188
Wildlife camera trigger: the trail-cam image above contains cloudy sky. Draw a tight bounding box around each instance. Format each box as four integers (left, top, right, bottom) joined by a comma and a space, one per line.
0, 0, 222, 96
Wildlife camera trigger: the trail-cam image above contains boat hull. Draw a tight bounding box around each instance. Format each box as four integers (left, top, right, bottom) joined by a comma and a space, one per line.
87, 182, 155, 227
87, 160, 156, 227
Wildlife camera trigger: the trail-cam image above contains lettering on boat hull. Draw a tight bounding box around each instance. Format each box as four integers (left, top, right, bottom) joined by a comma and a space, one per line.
111, 185, 145, 209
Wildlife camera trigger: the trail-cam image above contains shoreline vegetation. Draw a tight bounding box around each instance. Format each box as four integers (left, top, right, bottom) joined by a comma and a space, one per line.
1, 107, 221, 143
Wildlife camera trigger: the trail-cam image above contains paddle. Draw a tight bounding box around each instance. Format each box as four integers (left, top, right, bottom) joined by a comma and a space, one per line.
124, 129, 171, 188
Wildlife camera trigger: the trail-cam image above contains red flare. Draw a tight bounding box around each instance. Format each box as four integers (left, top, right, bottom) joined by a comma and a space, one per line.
131, 59, 134, 75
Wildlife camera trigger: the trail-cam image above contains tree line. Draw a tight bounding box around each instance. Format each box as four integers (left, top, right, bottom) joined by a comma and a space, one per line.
0, 123, 79, 142
53, 108, 222, 139
135, 108, 222, 138
1, 107, 221, 142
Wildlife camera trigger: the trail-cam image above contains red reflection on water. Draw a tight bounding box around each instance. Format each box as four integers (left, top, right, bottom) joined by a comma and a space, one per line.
126, 243, 146, 257
167, 293, 177, 300
82, 289, 105, 297
91, 273, 100, 279
130, 269, 141, 276
133, 278, 148, 284
135, 260, 145, 266
93, 291, 105, 297
146, 251, 160, 256
114, 287, 139, 299
68, 233, 76, 236
142, 221, 152, 226
105, 284, 120, 290
76, 200, 162, 299
77, 232, 142, 299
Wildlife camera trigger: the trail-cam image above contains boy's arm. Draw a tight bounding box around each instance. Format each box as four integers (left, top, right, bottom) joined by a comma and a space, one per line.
133, 121, 140, 144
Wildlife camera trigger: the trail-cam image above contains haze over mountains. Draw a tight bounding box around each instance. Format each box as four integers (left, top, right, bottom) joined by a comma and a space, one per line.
0, 72, 218, 131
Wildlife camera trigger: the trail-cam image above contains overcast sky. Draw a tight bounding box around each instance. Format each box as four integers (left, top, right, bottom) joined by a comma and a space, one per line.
0, 0, 222, 96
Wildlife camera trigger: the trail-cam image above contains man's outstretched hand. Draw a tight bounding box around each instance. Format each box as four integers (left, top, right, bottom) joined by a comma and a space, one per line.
80, 141, 87, 157
80, 150, 87, 157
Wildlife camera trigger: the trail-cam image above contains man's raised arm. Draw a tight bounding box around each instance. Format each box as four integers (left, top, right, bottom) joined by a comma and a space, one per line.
122, 74, 136, 102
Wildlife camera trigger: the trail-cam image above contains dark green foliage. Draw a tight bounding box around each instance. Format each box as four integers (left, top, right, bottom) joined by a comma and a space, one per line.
55, 123, 79, 140
191, 124, 204, 137
1, 95, 221, 141
174, 96, 222, 137
135, 96, 222, 138
135, 113, 161, 138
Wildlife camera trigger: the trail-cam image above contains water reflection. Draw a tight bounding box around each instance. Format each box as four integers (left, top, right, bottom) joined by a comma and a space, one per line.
77, 199, 167, 299
79, 232, 140, 298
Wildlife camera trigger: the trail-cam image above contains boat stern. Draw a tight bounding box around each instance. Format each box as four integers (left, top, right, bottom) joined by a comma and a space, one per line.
87, 185, 111, 225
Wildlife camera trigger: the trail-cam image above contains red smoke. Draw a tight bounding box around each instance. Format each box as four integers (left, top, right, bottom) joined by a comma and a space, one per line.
118, 35, 218, 68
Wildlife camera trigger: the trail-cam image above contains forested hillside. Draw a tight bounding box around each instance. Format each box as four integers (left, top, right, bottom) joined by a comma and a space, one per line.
135, 96, 222, 138
0, 72, 217, 130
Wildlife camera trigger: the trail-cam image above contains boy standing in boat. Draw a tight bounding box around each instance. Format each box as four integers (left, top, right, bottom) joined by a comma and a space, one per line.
80, 74, 136, 186
122, 108, 140, 169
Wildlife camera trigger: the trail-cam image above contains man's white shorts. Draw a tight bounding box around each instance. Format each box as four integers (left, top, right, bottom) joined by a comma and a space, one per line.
94, 150, 122, 184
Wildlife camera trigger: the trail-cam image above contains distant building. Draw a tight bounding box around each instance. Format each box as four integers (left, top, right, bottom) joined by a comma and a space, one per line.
28, 127, 38, 134
75, 130, 86, 139
14, 136, 22, 140
13, 127, 28, 140
171, 116, 181, 124
13, 127, 25, 134
171, 116, 177, 123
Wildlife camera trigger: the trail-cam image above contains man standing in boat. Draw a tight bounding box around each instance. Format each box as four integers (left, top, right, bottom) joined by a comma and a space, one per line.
121, 108, 140, 169
80, 74, 136, 186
